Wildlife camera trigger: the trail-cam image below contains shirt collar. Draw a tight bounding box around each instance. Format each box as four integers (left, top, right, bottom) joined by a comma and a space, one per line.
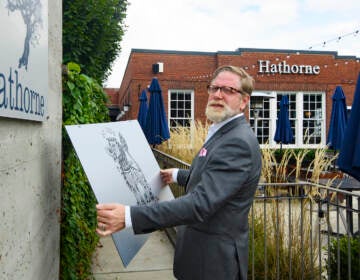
206, 113, 243, 142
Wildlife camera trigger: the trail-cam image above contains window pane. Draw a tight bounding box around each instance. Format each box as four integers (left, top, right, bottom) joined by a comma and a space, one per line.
303, 93, 323, 144
169, 90, 193, 128
249, 94, 273, 144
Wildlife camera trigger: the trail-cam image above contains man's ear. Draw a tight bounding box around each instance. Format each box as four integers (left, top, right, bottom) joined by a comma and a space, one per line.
240, 94, 250, 111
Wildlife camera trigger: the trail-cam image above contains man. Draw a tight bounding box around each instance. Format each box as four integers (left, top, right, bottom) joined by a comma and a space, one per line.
96, 65, 262, 280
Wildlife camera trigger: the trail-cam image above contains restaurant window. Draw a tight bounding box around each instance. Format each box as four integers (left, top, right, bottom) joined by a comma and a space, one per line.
249, 92, 275, 144
303, 93, 323, 145
276, 93, 296, 145
347, 106, 352, 119
249, 91, 325, 148
168, 90, 194, 129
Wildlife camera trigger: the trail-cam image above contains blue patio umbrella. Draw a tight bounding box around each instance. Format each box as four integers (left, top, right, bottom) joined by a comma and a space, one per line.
274, 95, 294, 149
338, 72, 360, 181
144, 78, 170, 146
137, 89, 148, 133
327, 86, 347, 151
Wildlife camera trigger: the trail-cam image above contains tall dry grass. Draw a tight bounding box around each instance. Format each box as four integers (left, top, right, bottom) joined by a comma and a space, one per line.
249, 200, 321, 279
157, 120, 339, 278
159, 121, 339, 185
157, 120, 208, 164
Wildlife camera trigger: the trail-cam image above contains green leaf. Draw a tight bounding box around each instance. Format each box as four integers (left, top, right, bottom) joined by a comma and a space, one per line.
67, 62, 81, 74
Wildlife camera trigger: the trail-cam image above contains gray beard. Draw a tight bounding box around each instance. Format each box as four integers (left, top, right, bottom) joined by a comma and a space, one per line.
205, 105, 236, 123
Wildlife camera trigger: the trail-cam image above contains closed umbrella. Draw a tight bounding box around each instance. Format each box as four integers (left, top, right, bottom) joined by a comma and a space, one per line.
338, 72, 360, 181
137, 89, 148, 132
274, 95, 294, 150
327, 86, 347, 151
144, 78, 170, 146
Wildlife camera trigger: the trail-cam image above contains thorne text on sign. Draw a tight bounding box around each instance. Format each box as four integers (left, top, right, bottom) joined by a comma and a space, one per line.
258, 60, 320, 75
0, 67, 45, 118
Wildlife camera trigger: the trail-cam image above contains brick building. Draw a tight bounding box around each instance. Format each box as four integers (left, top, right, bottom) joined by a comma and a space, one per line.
105, 48, 360, 148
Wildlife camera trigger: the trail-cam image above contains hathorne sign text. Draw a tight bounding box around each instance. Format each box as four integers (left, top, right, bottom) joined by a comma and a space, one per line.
258, 60, 320, 75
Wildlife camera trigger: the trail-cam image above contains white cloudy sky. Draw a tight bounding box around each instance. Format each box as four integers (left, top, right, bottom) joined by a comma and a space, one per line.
105, 0, 360, 87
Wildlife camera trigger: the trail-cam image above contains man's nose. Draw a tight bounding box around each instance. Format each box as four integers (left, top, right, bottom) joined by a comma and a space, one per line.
211, 88, 223, 99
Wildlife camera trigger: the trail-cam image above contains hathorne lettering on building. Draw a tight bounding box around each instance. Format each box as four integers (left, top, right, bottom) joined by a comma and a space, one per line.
258, 60, 320, 75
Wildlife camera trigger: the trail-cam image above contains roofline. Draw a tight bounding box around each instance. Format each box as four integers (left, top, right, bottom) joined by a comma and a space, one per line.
131, 48, 215, 56
131, 48, 359, 60
235, 47, 359, 60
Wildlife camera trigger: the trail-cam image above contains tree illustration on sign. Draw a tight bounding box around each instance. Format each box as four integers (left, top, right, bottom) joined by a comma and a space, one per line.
6, 0, 42, 70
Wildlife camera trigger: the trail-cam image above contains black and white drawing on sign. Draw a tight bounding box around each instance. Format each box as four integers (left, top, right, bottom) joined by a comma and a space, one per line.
102, 128, 158, 205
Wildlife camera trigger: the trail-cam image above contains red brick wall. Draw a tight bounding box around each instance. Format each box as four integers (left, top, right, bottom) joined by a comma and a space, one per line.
103, 88, 119, 105
109, 48, 360, 130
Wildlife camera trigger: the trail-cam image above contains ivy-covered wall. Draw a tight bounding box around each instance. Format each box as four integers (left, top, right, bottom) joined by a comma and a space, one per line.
60, 62, 110, 279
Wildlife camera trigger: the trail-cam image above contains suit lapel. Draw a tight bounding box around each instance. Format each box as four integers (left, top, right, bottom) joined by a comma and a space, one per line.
203, 116, 245, 149
185, 116, 245, 192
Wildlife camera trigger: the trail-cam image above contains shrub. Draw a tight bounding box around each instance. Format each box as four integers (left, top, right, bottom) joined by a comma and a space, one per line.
63, 0, 129, 83
327, 235, 360, 279
248, 200, 321, 279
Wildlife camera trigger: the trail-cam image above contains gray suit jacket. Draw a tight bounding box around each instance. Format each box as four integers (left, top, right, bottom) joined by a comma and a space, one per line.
131, 116, 262, 280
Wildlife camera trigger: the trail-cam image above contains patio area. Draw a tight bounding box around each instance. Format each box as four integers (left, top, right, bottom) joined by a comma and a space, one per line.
92, 230, 175, 280
91, 149, 360, 279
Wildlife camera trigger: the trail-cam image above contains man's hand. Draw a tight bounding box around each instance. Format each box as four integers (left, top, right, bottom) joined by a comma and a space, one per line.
160, 168, 175, 185
96, 203, 126, 237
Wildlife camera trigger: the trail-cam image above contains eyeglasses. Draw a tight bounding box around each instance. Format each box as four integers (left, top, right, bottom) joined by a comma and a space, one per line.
207, 85, 245, 96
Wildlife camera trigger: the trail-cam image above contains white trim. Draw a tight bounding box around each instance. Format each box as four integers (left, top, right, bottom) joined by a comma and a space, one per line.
253, 91, 326, 149
167, 89, 194, 128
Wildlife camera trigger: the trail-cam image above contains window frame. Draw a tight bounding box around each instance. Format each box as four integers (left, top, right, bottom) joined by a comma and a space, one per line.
248, 91, 326, 148
168, 89, 194, 129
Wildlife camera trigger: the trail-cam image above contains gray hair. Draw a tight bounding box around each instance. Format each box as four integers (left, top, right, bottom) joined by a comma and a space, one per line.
211, 65, 255, 96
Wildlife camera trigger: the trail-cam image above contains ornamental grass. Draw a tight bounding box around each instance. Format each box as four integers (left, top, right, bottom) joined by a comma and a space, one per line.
157, 120, 342, 279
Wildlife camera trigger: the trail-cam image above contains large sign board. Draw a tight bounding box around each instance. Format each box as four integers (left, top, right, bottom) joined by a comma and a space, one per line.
0, 0, 48, 121
65, 120, 174, 267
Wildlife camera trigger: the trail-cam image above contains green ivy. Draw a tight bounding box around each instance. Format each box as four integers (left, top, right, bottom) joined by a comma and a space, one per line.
60, 62, 110, 279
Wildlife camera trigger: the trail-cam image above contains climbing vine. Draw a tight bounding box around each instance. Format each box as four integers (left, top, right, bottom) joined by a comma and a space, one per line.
60, 62, 109, 279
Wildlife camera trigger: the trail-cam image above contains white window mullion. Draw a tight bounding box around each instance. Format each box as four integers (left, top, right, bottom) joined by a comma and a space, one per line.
269, 92, 277, 147
321, 92, 326, 146
296, 92, 303, 147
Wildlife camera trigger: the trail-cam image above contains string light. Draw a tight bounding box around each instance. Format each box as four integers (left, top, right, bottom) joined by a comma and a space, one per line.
183, 36, 360, 81
308, 29, 359, 50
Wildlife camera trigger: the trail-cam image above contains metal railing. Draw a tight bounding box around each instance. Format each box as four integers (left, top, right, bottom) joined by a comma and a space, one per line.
153, 149, 360, 280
